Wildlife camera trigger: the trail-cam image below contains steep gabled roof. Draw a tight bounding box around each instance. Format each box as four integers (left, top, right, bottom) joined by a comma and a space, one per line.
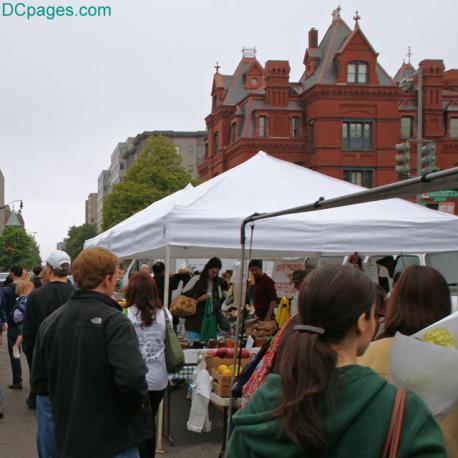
223, 59, 264, 105
301, 16, 393, 90
336, 22, 378, 57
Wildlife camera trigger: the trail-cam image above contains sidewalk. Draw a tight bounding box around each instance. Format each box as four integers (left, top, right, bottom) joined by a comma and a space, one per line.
0, 330, 223, 457
0, 331, 36, 458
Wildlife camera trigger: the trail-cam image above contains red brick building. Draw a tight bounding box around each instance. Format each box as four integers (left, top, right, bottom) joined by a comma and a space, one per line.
199, 9, 458, 211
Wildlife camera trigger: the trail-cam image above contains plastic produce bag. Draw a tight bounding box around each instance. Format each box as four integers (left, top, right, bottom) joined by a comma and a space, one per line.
187, 358, 212, 433
391, 312, 458, 419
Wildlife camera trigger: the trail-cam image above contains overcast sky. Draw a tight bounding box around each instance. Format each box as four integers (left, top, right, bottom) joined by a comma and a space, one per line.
0, 0, 456, 262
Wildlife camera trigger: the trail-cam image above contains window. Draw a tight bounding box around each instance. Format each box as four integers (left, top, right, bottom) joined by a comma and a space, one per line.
309, 121, 314, 152
292, 117, 299, 137
342, 121, 372, 150
230, 122, 236, 143
213, 95, 218, 111
401, 116, 413, 139
213, 132, 219, 155
451, 118, 458, 138
175, 146, 181, 154
259, 116, 266, 137
343, 169, 373, 188
187, 145, 194, 154
347, 61, 368, 84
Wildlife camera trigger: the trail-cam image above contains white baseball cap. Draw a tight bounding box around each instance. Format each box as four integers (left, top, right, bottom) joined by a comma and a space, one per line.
46, 250, 71, 269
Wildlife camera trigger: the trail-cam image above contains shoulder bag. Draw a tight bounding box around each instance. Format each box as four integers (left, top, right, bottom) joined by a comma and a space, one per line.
163, 309, 185, 373
170, 275, 200, 317
381, 388, 407, 458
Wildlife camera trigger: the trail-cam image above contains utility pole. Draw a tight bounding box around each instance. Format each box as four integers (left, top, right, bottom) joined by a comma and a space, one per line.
416, 66, 423, 203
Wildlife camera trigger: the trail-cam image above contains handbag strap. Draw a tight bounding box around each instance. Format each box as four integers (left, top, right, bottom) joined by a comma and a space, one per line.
381, 388, 407, 458
162, 308, 172, 329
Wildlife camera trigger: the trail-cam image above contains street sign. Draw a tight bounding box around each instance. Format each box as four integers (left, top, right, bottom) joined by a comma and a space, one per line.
432, 197, 447, 202
428, 190, 458, 198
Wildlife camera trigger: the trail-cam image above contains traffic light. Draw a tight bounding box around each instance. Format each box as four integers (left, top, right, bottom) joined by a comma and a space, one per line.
421, 142, 439, 174
395, 142, 410, 179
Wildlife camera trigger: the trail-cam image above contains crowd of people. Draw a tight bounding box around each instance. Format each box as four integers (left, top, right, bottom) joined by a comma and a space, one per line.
0, 249, 456, 458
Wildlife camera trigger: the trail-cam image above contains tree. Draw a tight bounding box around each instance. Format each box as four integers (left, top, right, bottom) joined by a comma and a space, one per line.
62, 224, 97, 261
0, 227, 41, 270
103, 135, 198, 230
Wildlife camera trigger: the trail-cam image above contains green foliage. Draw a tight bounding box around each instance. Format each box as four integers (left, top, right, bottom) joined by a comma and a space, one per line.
62, 224, 97, 261
102, 135, 198, 230
0, 227, 41, 270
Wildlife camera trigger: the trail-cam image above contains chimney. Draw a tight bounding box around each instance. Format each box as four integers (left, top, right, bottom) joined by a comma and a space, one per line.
308, 28, 318, 48
264, 60, 290, 108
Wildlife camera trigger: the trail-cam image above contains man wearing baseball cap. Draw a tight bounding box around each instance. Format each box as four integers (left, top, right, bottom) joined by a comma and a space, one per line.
22, 250, 74, 411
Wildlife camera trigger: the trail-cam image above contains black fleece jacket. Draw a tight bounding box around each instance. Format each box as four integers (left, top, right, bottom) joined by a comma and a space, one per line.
32, 289, 151, 458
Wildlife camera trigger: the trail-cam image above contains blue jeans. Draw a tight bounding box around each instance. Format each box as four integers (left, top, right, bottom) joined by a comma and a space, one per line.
113, 448, 140, 458
36, 395, 59, 458
36, 396, 139, 458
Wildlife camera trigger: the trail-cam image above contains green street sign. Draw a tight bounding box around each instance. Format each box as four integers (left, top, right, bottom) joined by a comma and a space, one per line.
428, 190, 458, 198
432, 197, 447, 202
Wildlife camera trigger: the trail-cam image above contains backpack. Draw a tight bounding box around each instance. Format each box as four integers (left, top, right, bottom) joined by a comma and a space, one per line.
12, 296, 27, 324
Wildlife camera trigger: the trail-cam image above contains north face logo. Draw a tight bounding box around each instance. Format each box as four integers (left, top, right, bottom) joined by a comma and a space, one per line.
90, 317, 102, 325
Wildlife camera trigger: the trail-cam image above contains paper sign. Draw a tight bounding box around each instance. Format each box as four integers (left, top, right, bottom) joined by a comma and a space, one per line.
271, 259, 305, 297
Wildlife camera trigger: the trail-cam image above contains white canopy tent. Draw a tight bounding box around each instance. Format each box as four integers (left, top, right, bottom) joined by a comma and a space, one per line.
85, 152, 458, 259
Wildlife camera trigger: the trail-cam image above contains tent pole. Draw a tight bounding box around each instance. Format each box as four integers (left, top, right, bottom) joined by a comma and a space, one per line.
156, 246, 172, 454
163, 246, 172, 308
225, 216, 255, 445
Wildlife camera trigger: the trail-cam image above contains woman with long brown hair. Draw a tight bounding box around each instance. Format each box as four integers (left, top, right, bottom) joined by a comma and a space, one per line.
125, 272, 172, 458
359, 265, 456, 457
226, 265, 445, 457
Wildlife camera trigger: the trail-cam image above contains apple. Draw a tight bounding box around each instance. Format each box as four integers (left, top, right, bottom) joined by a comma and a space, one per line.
206, 349, 217, 357
241, 348, 250, 358
226, 348, 234, 358
216, 347, 227, 358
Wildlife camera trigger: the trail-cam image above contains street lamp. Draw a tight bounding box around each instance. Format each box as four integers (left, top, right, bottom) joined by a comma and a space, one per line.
0, 200, 23, 210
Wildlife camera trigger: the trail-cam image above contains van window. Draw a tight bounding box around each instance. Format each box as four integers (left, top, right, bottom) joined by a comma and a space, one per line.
426, 253, 458, 294
393, 255, 421, 277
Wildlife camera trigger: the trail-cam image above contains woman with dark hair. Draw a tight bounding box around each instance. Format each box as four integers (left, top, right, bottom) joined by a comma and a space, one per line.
183, 257, 229, 341
227, 265, 445, 458
359, 265, 456, 457
125, 272, 172, 458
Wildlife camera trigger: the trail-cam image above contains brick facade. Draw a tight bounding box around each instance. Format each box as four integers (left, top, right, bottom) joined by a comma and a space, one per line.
199, 10, 458, 212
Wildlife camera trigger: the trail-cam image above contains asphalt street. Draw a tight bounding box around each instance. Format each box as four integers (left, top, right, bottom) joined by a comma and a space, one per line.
0, 330, 223, 457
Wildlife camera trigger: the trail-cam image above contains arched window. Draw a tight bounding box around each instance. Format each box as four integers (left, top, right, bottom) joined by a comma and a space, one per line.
347, 61, 368, 84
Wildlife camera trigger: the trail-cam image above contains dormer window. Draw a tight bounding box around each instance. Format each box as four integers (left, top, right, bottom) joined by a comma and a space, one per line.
347, 61, 368, 84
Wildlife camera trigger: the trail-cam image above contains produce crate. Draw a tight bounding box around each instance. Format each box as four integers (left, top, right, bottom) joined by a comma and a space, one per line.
211, 369, 236, 386
206, 357, 250, 373
212, 381, 232, 398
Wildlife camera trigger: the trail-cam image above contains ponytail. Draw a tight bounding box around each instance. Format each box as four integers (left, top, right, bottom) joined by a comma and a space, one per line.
275, 331, 337, 455
274, 265, 375, 455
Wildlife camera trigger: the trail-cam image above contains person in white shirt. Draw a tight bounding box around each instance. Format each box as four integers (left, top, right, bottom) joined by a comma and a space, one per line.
126, 272, 172, 458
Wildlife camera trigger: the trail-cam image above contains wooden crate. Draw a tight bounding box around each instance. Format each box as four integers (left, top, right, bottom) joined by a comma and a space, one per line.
212, 381, 232, 397
206, 357, 250, 372
211, 369, 233, 386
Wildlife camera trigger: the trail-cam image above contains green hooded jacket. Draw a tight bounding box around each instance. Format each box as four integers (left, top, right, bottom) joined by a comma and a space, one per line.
227, 365, 446, 458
